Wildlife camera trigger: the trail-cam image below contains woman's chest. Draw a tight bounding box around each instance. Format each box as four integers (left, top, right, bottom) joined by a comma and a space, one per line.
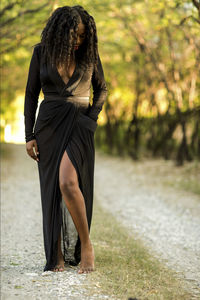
57, 61, 76, 85
39, 61, 94, 94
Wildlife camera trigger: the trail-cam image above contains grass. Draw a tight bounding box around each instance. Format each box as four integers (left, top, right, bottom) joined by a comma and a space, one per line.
164, 160, 200, 196
0, 142, 13, 160
100, 148, 200, 198
89, 201, 193, 300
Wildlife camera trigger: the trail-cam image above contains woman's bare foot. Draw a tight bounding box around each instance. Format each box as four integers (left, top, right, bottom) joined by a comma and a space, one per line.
52, 233, 65, 272
53, 254, 65, 272
78, 241, 95, 274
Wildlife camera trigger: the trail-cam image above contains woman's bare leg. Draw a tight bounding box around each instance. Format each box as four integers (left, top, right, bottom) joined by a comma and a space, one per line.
53, 233, 65, 272
58, 150, 94, 274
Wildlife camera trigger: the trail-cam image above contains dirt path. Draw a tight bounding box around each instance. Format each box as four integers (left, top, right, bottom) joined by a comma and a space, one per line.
1, 143, 200, 299
1, 144, 110, 300
94, 151, 200, 298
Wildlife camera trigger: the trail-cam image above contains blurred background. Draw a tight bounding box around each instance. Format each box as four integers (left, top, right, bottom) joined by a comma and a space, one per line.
1, 0, 200, 165
1, 2, 200, 298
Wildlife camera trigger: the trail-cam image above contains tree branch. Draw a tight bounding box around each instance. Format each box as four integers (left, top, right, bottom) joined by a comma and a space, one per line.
0, 1, 20, 18
192, 0, 200, 22
0, 2, 49, 28
192, 0, 200, 11
179, 15, 200, 25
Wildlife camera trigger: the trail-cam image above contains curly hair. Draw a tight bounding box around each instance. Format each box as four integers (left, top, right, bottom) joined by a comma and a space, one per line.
39, 5, 98, 71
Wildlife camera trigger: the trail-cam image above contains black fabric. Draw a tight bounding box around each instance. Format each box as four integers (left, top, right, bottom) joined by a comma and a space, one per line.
24, 43, 107, 271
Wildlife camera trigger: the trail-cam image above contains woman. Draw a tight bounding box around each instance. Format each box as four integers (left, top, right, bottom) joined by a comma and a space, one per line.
24, 5, 107, 274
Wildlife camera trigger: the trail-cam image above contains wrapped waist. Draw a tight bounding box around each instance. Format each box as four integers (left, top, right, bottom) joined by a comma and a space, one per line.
43, 95, 90, 114
44, 95, 90, 103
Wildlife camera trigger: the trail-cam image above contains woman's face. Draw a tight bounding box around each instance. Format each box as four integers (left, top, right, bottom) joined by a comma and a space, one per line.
74, 21, 86, 50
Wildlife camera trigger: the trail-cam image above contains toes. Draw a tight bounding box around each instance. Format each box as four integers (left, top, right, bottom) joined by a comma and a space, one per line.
78, 267, 94, 274
78, 269, 84, 274
87, 268, 94, 273
57, 266, 64, 272
78, 268, 86, 274
53, 265, 64, 272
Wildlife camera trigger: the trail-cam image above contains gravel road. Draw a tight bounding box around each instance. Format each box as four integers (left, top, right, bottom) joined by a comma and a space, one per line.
94, 152, 200, 298
1, 143, 110, 300
2, 143, 200, 299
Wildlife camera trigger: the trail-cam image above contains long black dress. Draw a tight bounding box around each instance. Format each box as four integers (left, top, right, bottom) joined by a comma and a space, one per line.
24, 43, 107, 271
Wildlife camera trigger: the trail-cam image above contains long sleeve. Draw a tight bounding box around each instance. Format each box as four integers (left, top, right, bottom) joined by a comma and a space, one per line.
24, 45, 41, 142
87, 54, 108, 121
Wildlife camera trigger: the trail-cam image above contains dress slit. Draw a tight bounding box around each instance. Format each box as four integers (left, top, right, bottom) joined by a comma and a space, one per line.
60, 145, 83, 266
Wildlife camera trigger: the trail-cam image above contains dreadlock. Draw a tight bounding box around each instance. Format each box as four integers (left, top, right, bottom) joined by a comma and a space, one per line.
39, 5, 98, 71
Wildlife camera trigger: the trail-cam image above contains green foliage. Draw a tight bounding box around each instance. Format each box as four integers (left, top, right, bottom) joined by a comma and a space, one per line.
0, 0, 53, 135
1, 0, 199, 162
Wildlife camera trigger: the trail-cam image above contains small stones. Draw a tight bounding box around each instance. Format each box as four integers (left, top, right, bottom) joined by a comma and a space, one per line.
25, 273, 38, 277
1, 144, 112, 300
41, 271, 53, 276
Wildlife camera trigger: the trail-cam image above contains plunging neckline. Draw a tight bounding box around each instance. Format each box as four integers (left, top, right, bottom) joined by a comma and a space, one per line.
55, 61, 78, 87
48, 59, 86, 96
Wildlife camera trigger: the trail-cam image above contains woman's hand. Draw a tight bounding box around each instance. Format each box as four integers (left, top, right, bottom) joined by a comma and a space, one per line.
26, 139, 39, 162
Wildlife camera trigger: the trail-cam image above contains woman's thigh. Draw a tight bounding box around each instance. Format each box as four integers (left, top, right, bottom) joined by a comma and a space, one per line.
59, 150, 78, 193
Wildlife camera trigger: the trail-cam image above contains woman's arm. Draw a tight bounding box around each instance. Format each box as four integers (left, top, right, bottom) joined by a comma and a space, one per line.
24, 45, 41, 142
87, 54, 108, 122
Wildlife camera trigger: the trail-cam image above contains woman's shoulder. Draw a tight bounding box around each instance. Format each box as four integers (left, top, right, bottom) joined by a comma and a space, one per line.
29, 42, 41, 58
33, 42, 42, 53
30, 43, 42, 63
